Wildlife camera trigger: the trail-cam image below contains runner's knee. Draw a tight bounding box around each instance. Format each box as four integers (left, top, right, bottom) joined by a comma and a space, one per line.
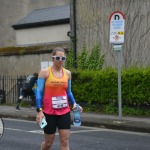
60, 137, 69, 147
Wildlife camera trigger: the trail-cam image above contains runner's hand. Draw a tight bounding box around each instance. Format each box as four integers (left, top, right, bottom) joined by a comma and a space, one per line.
72, 103, 83, 113
36, 111, 45, 124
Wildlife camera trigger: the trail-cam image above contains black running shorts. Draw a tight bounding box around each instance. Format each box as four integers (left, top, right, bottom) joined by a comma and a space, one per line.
43, 111, 71, 134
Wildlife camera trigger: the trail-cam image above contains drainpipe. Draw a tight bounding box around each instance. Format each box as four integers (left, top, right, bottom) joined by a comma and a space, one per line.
72, 0, 77, 68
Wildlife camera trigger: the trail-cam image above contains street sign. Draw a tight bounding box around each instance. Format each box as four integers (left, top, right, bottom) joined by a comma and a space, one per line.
109, 11, 125, 44
109, 11, 125, 120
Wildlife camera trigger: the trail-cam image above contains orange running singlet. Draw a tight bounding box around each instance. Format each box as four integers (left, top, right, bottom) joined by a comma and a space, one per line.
42, 67, 70, 115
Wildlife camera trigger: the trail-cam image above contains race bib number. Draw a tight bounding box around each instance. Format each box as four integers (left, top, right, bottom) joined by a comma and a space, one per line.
52, 96, 68, 109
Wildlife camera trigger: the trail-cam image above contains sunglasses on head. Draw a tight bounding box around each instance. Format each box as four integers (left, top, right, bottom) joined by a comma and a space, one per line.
53, 56, 66, 61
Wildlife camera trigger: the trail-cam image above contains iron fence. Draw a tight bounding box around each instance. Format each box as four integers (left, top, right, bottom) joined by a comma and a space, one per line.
0, 75, 29, 104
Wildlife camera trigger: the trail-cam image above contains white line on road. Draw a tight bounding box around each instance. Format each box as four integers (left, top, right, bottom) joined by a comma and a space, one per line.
3, 118, 150, 137
4, 127, 150, 137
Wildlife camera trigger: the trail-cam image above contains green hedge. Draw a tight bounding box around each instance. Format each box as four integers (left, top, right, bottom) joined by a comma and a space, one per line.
71, 67, 150, 106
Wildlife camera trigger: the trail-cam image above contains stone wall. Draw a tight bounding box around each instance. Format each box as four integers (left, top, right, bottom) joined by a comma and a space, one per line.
1, 0, 150, 70
0, 54, 46, 76
0, 42, 71, 76
75, 0, 150, 68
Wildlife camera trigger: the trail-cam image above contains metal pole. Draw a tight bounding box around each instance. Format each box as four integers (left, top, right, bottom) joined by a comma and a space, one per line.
117, 50, 122, 120
72, 0, 77, 68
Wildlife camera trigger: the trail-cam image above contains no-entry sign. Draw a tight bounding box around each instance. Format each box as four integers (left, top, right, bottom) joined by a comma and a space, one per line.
109, 11, 125, 44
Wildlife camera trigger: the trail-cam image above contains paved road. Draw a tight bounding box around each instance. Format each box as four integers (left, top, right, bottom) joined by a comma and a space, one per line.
0, 118, 150, 150
0, 105, 150, 133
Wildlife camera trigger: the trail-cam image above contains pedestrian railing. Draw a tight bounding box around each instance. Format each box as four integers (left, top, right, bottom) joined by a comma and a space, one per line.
0, 75, 30, 104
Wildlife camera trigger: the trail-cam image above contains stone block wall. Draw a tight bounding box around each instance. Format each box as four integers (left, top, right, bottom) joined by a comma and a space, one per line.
75, 0, 150, 68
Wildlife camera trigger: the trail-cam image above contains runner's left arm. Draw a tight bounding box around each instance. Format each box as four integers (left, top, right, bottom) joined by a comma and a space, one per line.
67, 80, 76, 105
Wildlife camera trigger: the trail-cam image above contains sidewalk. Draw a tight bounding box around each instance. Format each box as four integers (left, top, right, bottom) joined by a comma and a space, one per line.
0, 105, 150, 133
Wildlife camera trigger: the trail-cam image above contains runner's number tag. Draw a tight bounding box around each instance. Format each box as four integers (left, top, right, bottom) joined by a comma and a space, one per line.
52, 96, 68, 109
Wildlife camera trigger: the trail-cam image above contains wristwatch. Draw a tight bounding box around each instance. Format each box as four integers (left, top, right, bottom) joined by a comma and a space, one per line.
36, 108, 42, 112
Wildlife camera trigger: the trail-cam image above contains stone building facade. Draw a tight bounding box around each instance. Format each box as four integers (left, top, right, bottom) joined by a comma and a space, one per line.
0, 0, 150, 77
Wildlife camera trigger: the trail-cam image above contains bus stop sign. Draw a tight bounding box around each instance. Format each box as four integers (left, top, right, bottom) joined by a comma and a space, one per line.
109, 11, 125, 44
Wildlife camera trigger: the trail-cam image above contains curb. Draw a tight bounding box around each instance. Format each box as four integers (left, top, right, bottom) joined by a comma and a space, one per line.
81, 121, 150, 133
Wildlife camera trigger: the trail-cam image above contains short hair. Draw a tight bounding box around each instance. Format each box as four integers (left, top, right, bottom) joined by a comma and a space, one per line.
52, 47, 65, 56
33, 73, 38, 77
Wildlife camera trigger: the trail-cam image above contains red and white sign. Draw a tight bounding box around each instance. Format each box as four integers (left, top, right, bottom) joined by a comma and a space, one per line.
109, 11, 125, 44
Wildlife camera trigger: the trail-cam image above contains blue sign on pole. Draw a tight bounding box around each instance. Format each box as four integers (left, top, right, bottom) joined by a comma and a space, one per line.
109, 11, 125, 44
